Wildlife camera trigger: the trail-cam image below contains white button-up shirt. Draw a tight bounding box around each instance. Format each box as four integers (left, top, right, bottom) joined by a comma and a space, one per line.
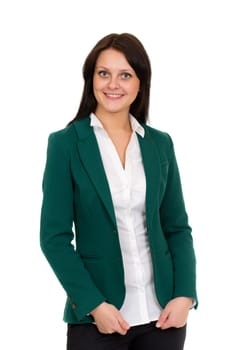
90, 113, 162, 326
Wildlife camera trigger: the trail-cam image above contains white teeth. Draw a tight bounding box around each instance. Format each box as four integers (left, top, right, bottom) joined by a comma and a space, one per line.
105, 93, 122, 97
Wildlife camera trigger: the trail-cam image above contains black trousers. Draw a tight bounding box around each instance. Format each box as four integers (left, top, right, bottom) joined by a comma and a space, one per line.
67, 321, 186, 350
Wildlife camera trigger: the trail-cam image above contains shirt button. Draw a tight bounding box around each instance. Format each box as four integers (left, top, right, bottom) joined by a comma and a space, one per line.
71, 303, 77, 310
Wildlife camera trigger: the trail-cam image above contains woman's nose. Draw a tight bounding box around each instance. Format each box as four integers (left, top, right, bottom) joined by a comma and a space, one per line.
108, 76, 119, 89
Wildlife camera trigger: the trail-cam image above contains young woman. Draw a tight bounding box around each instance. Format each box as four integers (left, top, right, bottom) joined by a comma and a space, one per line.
40, 33, 197, 350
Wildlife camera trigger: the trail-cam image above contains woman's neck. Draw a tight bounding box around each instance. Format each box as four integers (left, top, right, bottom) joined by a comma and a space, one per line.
94, 110, 131, 132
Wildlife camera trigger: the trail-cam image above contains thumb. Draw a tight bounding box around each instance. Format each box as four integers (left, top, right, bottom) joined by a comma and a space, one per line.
156, 309, 169, 328
118, 317, 130, 331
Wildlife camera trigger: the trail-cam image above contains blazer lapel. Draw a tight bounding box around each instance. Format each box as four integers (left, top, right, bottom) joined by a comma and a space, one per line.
73, 118, 161, 230
137, 129, 161, 230
73, 118, 117, 227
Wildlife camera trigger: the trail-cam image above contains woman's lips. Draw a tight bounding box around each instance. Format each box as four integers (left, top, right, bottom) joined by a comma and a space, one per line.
104, 93, 124, 99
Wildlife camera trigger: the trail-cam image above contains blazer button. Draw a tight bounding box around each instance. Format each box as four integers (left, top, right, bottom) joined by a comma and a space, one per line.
71, 303, 77, 310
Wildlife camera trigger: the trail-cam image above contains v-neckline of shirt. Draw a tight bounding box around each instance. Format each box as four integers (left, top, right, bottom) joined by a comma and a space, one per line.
103, 128, 134, 172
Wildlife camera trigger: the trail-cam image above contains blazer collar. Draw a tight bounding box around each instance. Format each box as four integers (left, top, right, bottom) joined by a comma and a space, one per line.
73, 117, 160, 228
73, 117, 117, 226
137, 130, 161, 229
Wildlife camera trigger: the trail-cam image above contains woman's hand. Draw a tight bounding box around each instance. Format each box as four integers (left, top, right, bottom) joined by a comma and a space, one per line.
156, 297, 193, 330
90, 302, 130, 335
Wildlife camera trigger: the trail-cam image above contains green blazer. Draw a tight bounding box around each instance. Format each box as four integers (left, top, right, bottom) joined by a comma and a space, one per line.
40, 116, 197, 324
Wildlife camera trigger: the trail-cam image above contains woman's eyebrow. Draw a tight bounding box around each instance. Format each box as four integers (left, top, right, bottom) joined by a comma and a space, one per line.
95, 65, 134, 73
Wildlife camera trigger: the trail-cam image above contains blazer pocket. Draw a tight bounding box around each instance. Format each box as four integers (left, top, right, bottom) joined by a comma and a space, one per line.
80, 254, 102, 261
81, 255, 124, 303
161, 161, 169, 171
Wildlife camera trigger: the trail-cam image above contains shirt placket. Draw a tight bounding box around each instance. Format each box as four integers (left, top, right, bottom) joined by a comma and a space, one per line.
124, 135, 150, 321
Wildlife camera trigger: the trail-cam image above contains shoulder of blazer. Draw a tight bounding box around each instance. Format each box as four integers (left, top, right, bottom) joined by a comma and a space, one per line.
143, 123, 171, 144
143, 123, 174, 161
47, 117, 91, 151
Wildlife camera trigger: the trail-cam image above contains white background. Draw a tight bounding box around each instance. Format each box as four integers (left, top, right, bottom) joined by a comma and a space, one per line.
1, 0, 232, 349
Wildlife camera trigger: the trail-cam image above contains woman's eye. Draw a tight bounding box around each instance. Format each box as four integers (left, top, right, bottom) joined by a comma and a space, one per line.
98, 71, 109, 77
121, 72, 132, 79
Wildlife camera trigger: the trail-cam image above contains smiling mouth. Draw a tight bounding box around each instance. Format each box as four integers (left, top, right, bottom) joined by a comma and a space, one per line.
104, 93, 124, 98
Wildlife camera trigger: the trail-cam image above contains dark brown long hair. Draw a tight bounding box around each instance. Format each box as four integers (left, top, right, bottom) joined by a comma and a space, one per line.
68, 33, 151, 125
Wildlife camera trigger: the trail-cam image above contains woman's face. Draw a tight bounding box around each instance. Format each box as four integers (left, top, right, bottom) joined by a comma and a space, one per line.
93, 48, 140, 117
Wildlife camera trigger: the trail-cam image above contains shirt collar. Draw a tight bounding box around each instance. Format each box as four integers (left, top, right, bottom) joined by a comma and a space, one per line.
90, 113, 145, 138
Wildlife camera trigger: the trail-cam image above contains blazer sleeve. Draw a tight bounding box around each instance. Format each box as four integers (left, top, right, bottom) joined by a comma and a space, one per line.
159, 135, 198, 306
40, 132, 106, 321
